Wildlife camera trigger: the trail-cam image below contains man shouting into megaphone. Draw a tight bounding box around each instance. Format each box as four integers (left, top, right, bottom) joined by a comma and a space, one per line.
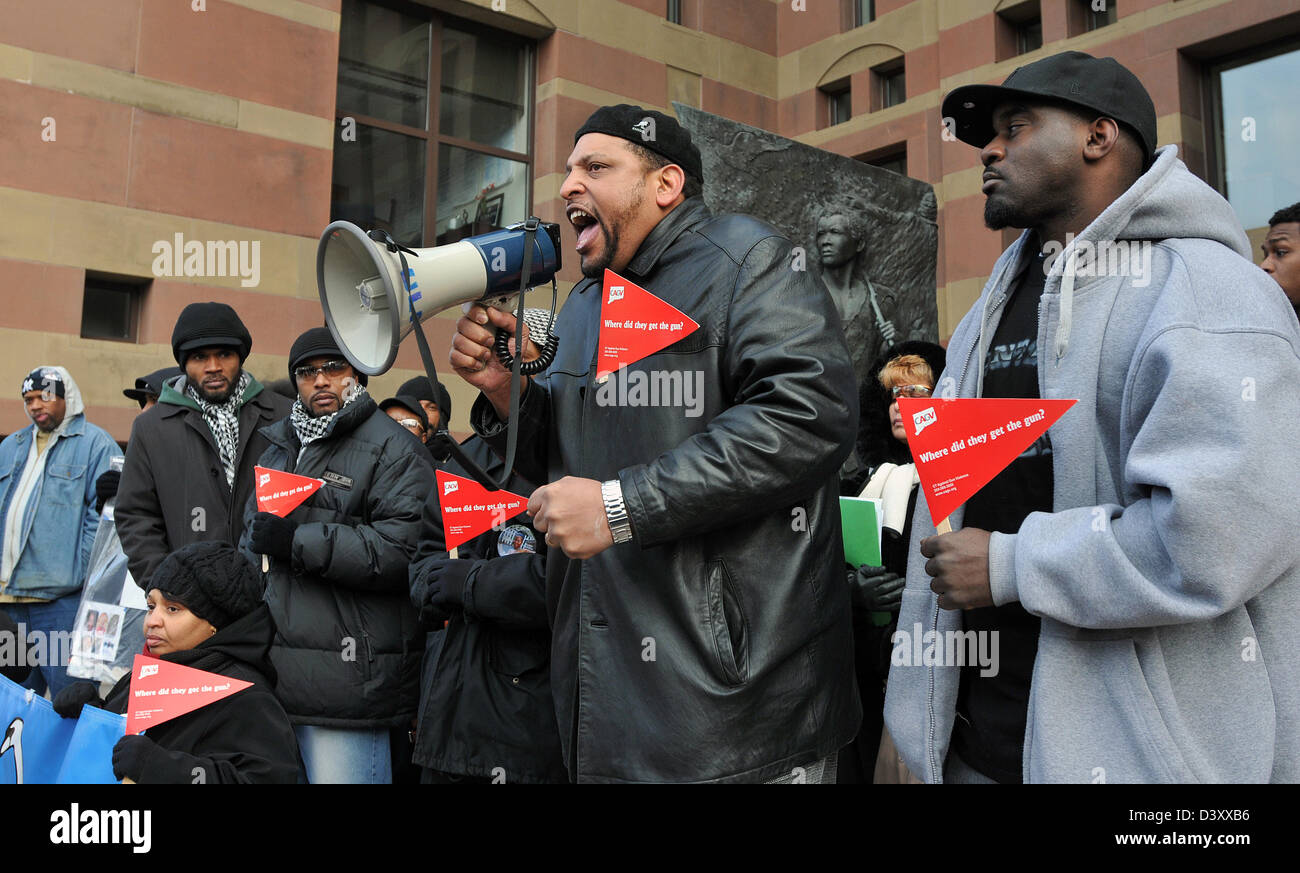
449, 105, 862, 784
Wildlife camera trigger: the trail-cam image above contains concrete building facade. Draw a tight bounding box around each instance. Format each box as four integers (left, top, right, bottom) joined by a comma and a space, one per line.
2, 0, 1296, 441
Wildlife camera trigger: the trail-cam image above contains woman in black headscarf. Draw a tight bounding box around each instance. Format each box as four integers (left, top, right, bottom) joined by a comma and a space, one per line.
54, 541, 298, 783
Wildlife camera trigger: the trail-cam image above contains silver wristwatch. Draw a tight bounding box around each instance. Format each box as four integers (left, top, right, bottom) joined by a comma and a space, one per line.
601, 479, 633, 544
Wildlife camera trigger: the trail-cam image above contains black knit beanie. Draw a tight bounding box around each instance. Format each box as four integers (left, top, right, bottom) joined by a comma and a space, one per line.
171, 302, 253, 365
288, 327, 367, 387
149, 541, 263, 630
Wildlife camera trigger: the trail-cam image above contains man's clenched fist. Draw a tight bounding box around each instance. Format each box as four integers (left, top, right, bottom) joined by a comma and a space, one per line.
920, 527, 994, 611
528, 476, 614, 560
450, 304, 539, 419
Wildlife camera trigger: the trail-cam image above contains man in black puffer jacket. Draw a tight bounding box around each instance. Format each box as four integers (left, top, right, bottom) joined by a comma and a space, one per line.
409, 435, 565, 784
239, 328, 435, 784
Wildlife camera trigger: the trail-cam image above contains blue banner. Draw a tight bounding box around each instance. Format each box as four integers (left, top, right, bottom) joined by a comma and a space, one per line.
57, 702, 126, 784
1, 675, 124, 784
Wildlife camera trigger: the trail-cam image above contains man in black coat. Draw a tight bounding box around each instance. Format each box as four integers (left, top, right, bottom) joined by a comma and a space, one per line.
409, 435, 565, 784
116, 303, 292, 589
240, 327, 434, 784
451, 105, 861, 782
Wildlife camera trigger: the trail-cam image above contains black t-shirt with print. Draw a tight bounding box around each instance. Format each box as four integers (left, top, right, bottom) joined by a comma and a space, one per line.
950, 242, 1053, 785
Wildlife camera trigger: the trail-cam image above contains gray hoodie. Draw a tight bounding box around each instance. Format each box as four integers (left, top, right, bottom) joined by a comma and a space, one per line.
884, 145, 1300, 783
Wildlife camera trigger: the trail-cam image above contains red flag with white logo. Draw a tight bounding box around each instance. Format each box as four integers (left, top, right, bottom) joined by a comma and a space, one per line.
254, 466, 323, 518
896, 397, 1076, 526
435, 470, 529, 551
125, 654, 253, 734
597, 269, 699, 378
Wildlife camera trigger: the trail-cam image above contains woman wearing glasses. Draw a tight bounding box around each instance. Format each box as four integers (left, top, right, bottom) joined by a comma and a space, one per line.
838, 341, 946, 784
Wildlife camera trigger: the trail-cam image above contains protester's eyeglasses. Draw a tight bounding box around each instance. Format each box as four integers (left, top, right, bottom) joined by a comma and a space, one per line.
293, 360, 350, 381
890, 384, 933, 399
396, 418, 424, 433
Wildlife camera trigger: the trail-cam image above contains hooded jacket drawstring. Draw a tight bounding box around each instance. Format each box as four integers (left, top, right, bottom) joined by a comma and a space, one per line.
1054, 246, 1078, 365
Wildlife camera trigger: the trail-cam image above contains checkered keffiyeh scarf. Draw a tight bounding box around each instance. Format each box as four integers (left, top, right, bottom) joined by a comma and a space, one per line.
187, 371, 250, 489
289, 384, 368, 452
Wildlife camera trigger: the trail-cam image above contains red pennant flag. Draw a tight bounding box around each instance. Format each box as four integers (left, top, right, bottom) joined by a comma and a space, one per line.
125, 654, 253, 734
435, 470, 529, 551
254, 466, 323, 517
597, 269, 700, 378
896, 397, 1077, 526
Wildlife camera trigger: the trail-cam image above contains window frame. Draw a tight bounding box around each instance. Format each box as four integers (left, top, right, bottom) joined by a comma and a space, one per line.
333, 0, 536, 248
80, 273, 147, 344
822, 78, 852, 127
1205, 36, 1300, 205
872, 60, 906, 111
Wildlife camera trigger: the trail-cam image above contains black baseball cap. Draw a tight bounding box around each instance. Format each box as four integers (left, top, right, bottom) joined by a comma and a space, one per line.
575, 104, 704, 186
942, 51, 1157, 161
379, 395, 429, 433
123, 366, 182, 405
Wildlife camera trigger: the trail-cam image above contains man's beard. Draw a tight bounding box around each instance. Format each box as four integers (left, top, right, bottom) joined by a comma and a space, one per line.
579, 182, 643, 279
33, 417, 58, 433
194, 372, 240, 403
983, 192, 1036, 231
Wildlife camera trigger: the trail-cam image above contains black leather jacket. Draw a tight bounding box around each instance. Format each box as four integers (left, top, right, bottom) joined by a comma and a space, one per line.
473, 198, 862, 782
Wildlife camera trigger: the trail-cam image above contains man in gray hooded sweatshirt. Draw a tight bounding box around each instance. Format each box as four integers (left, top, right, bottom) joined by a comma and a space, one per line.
885, 51, 1300, 783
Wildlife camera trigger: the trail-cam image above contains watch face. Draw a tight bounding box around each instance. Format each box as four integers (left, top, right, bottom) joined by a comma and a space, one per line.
498, 524, 537, 556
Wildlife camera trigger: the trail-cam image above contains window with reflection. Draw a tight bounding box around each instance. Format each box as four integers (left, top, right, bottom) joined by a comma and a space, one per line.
331, 0, 533, 248
1212, 41, 1300, 243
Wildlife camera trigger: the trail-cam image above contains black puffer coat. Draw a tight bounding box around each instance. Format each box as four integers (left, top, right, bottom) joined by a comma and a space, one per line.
238, 396, 435, 728
101, 605, 299, 784
409, 436, 565, 783
472, 197, 862, 782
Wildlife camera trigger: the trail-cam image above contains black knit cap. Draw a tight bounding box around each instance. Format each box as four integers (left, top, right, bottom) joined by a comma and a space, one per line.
288, 326, 368, 386
397, 376, 451, 424
942, 51, 1157, 161
149, 541, 263, 630
171, 302, 253, 365
575, 104, 704, 186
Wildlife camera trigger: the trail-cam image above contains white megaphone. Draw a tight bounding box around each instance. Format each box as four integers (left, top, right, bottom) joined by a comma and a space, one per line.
317, 220, 562, 376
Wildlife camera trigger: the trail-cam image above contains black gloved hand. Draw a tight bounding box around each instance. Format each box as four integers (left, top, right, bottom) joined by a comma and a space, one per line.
249, 512, 298, 561
112, 734, 158, 782
427, 559, 476, 614
53, 681, 102, 718
94, 470, 121, 514
849, 564, 905, 613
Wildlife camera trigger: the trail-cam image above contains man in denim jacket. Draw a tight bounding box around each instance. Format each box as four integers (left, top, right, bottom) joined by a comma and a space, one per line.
0, 366, 118, 695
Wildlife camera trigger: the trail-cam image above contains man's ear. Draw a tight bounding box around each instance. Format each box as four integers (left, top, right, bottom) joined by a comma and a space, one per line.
654, 164, 687, 208
1082, 116, 1122, 164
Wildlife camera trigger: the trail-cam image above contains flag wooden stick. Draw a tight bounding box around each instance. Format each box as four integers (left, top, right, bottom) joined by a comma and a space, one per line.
936, 517, 952, 535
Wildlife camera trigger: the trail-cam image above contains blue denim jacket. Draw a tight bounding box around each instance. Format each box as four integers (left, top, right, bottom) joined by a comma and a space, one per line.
0, 415, 119, 600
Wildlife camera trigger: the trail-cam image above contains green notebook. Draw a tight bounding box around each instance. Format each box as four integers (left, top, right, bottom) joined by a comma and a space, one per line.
839, 496, 892, 627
